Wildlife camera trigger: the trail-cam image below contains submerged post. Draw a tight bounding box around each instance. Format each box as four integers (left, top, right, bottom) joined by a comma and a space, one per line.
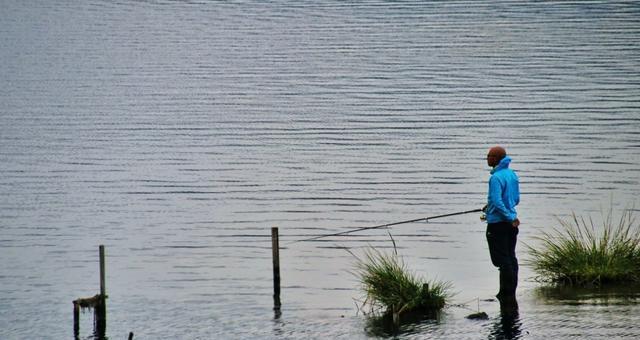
271, 227, 281, 310
95, 245, 107, 335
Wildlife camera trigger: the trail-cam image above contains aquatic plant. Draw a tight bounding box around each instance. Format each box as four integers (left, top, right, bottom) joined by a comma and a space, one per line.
352, 247, 453, 321
527, 207, 640, 286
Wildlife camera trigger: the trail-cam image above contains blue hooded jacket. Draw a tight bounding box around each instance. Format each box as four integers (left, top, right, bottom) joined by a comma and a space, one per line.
486, 156, 520, 223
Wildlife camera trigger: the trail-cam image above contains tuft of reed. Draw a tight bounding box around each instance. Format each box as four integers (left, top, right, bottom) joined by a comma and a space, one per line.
526, 207, 640, 286
352, 247, 453, 319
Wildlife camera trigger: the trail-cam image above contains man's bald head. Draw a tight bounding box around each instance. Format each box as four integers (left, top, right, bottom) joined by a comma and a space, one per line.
487, 146, 507, 167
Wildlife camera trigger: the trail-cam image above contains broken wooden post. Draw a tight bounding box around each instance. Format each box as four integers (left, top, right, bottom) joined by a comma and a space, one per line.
72, 245, 108, 338
271, 227, 281, 310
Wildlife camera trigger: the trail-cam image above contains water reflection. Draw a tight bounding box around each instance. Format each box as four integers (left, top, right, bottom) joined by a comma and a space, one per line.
535, 284, 640, 305
74, 331, 108, 340
272, 313, 285, 338
489, 297, 521, 340
517, 284, 640, 339
363, 310, 442, 337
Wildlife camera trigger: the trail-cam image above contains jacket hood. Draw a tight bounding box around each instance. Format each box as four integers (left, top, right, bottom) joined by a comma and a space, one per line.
491, 156, 512, 174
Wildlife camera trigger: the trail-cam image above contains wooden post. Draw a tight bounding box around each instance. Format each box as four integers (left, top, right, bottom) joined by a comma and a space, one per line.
271, 227, 281, 310
128, 331, 134, 340
392, 304, 400, 328
73, 301, 80, 337
99, 245, 106, 298
71, 245, 108, 337
95, 245, 107, 335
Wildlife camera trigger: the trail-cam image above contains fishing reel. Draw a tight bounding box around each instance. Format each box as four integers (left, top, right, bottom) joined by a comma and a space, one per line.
480, 205, 487, 221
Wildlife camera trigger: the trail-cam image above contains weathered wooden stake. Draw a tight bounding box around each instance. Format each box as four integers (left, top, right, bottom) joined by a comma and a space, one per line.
392, 305, 400, 328
271, 227, 281, 310
99, 245, 106, 297
73, 302, 80, 336
95, 245, 107, 335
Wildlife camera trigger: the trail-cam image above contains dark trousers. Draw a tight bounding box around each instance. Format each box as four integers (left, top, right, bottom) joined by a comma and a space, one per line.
486, 222, 519, 297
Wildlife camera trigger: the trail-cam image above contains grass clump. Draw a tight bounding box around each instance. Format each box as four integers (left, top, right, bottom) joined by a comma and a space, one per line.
353, 247, 452, 319
527, 207, 640, 286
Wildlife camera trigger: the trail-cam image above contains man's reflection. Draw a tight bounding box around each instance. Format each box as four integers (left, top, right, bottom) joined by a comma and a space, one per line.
489, 296, 521, 340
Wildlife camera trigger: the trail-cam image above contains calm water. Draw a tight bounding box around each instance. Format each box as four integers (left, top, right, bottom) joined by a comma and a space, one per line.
1, 1, 640, 339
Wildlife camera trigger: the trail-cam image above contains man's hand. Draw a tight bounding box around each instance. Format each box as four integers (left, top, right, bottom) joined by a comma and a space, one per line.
512, 218, 520, 228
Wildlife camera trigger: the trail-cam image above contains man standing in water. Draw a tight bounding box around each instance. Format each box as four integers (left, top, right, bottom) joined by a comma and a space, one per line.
484, 146, 520, 302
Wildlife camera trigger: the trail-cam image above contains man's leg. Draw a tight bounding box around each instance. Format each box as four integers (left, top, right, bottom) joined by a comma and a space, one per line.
487, 222, 516, 297
507, 227, 519, 296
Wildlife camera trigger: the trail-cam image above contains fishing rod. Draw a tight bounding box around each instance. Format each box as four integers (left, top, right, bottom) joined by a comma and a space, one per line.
288, 207, 483, 244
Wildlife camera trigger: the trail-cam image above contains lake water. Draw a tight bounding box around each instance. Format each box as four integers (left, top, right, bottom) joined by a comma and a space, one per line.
1, 1, 640, 339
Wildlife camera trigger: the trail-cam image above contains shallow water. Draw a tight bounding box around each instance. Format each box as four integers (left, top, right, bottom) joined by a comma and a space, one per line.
1, 1, 640, 339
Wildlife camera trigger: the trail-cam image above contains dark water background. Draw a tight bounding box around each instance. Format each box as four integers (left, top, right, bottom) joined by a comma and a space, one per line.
1, 1, 640, 339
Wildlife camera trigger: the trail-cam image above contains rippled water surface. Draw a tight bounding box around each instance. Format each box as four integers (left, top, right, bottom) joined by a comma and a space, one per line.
1, 1, 640, 339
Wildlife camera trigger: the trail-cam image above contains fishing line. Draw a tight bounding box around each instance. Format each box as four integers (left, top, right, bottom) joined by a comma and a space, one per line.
286, 208, 482, 245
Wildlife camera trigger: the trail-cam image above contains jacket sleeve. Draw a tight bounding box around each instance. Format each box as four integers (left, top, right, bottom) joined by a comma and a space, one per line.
488, 175, 516, 221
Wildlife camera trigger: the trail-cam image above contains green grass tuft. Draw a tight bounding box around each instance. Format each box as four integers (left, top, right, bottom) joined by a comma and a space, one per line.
526, 207, 640, 286
353, 247, 452, 318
